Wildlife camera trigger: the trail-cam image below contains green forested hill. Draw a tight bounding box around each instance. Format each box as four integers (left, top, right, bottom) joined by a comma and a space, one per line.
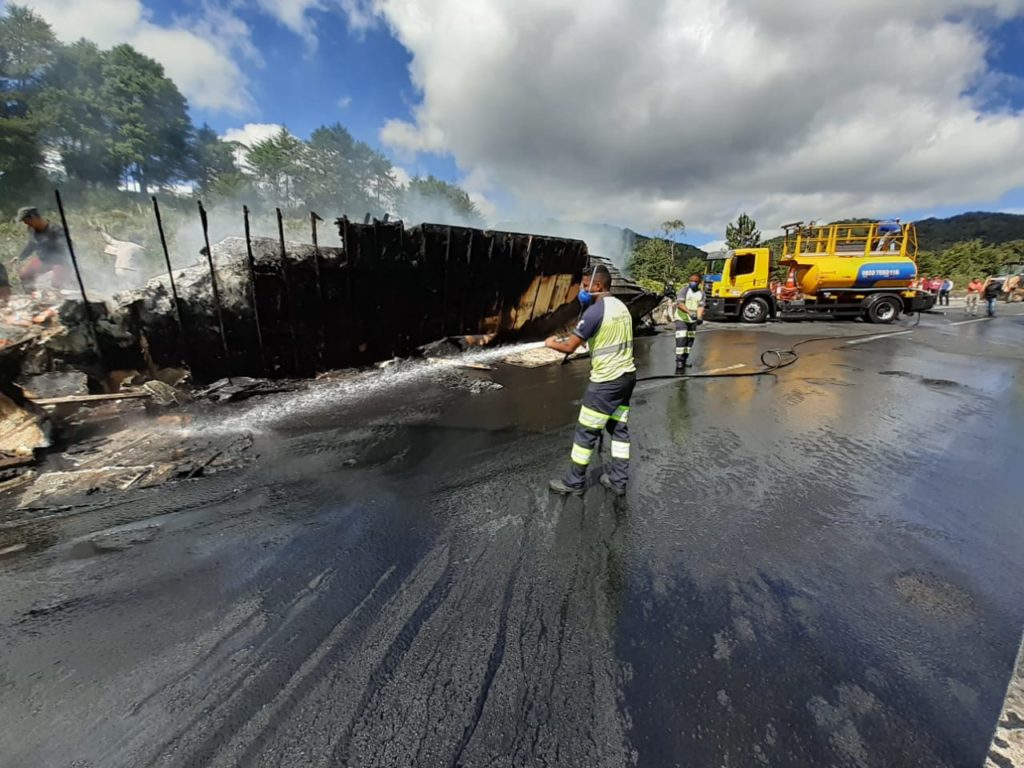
913, 212, 1024, 251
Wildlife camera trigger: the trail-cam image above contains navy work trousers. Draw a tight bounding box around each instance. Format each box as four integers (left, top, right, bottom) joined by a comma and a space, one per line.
563, 371, 636, 491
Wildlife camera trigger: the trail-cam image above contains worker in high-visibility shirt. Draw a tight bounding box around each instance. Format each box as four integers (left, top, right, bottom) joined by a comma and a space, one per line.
545, 265, 636, 497
675, 273, 705, 372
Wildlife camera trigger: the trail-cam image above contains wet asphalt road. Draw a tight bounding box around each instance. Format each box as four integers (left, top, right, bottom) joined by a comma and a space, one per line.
1, 306, 1023, 768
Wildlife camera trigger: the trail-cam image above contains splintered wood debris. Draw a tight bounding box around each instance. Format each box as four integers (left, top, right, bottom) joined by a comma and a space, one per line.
502, 345, 589, 368
11, 424, 254, 510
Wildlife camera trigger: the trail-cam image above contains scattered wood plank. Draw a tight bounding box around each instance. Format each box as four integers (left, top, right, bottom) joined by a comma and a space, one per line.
30, 392, 153, 406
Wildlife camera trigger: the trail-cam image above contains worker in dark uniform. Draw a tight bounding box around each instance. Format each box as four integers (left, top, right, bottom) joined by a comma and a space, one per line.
675, 273, 705, 371
545, 265, 637, 497
15, 206, 72, 291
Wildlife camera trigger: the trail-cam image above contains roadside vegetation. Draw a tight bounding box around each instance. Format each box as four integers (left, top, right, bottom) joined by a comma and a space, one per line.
0, 4, 484, 283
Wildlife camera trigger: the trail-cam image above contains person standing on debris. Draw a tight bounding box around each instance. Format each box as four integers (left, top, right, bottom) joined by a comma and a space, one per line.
545, 265, 636, 497
99, 230, 147, 290
965, 277, 983, 315
15, 207, 72, 292
675, 273, 705, 372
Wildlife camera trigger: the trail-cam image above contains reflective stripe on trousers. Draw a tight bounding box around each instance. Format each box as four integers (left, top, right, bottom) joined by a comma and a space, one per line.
675, 318, 697, 359
571, 443, 594, 465
563, 372, 636, 491
578, 405, 610, 430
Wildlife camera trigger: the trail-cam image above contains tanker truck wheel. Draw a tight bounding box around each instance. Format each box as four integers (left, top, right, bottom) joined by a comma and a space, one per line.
866, 295, 901, 324
741, 297, 770, 324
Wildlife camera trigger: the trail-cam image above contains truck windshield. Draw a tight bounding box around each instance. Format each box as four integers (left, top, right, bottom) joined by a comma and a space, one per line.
706, 258, 726, 277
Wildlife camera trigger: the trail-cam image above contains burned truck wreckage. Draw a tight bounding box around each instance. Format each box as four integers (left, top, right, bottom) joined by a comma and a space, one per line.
4, 218, 659, 385
1, 205, 659, 502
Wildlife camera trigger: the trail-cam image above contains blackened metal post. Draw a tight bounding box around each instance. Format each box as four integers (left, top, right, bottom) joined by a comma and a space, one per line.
243, 205, 269, 374
310, 211, 327, 369
54, 189, 106, 372
340, 215, 356, 359
151, 196, 191, 367
276, 208, 302, 374
442, 226, 452, 335
197, 200, 232, 378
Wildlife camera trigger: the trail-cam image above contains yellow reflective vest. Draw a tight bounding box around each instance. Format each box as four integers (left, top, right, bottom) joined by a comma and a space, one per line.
676, 288, 704, 322
590, 297, 636, 383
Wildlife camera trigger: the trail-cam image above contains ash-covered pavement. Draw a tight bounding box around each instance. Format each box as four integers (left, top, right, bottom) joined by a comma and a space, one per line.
1, 307, 1022, 768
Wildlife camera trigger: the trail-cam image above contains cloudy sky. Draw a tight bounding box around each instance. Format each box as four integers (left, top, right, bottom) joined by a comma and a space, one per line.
19, 0, 1024, 245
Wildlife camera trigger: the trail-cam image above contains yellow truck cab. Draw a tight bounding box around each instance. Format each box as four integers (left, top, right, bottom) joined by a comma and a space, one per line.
703, 221, 936, 324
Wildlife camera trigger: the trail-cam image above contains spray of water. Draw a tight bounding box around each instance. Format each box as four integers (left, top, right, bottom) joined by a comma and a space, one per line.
189, 340, 550, 436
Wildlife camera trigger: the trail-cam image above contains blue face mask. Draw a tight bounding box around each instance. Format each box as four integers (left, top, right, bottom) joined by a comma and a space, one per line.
579, 266, 600, 307
689, 281, 699, 290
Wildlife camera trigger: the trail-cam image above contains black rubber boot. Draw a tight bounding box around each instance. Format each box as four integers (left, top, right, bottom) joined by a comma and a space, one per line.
600, 473, 625, 497
549, 479, 585, 496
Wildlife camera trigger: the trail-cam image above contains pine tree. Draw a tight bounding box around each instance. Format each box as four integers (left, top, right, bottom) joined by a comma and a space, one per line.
726, 213, 761, 248
0, 5, 58, 204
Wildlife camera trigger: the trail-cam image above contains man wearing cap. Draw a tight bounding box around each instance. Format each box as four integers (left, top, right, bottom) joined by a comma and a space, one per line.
15, 206, 72, 291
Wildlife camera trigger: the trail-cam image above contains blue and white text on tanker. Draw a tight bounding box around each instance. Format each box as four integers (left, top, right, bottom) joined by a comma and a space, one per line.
854, 262, 916, 288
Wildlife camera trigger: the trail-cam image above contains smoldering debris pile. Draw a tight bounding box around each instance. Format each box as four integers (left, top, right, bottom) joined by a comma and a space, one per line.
2, 220, 597, 387
1, 300, 71, 473
106, 220, 595, 381
0, 213, 659, 509
0, 291, 181, 478
4, 218, 661, 392
0, 414, 256, 521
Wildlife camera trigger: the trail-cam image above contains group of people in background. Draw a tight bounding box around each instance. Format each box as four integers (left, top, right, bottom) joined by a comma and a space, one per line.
969, 276, 1012, 317
912, 275, 955, 306
913, 273, 1011, 317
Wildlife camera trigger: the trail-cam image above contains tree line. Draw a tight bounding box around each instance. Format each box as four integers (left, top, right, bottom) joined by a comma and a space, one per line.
0, 5, 482, 224
626, 214, 764, 291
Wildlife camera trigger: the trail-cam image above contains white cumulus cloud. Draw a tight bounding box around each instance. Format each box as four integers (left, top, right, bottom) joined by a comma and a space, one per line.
699, 240, 727, 253
221, 123, 286, 169
26, 0, 255, 113
359, 0, 1024, 233
222, 123, 286, 147
255, 0, 378, 46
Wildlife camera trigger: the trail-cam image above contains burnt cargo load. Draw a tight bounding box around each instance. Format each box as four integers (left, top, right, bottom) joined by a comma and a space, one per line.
587, 254, 660, 320
66, 219, 656, 382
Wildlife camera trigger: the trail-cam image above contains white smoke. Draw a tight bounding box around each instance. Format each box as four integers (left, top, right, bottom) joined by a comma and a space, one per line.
493, 219, 638, 271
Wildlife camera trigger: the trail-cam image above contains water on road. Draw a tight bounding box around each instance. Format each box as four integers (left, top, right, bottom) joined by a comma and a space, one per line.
1, 308, 1022, 767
